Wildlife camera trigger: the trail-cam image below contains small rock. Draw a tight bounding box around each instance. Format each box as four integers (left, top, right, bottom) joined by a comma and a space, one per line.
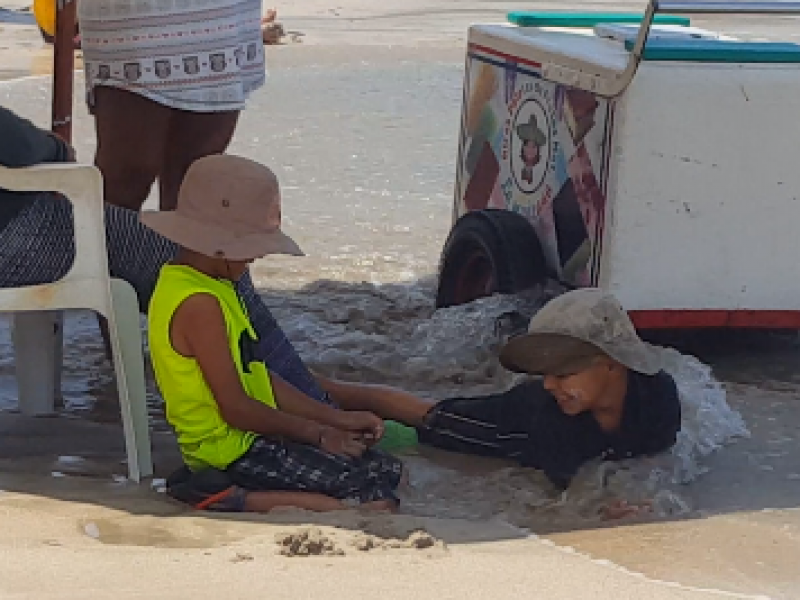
407, 530, 436, 549
351, 534, 377, 552
275, 527, 344, 557
231, 552, 254, 563
83, 522, 100, 540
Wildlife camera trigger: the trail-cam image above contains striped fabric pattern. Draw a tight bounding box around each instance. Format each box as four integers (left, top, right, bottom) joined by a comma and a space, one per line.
0, 196, 329, 405
78, 0, 266, 112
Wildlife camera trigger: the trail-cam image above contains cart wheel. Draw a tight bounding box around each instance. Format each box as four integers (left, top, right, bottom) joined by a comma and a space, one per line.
435, 209, 547, 308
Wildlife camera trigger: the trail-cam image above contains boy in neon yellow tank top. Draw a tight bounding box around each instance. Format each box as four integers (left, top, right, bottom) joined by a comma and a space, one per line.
143, 155, 403, 513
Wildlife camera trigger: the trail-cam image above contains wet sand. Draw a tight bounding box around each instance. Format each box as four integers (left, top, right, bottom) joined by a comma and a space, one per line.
2, 1, 800, 598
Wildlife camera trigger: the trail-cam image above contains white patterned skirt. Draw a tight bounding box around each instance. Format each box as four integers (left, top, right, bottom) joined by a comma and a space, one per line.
78, 0, 266, 113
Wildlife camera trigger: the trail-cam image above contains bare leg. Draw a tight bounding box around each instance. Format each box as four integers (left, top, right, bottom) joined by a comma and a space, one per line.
159, 109, 240, 210
243, 491, 346, 513
93, 87, 171, 355
92, 87, 170, 211
242, 492, 397, 514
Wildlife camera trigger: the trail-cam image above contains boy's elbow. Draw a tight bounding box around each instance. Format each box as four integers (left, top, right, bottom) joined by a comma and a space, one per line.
217, 398, 252, 431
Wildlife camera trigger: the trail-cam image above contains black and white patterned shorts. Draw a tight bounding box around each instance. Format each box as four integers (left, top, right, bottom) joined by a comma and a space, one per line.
227, 437, 404, 504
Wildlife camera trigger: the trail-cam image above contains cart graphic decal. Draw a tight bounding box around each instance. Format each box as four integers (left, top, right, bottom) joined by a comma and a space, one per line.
457, 44, 613, 287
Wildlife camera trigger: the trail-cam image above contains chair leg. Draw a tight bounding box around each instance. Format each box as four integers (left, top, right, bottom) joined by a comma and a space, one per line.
107, 279, 153, 482
12, 312, 61, 416
53, 312, 64, 408
96, 313, 114, 363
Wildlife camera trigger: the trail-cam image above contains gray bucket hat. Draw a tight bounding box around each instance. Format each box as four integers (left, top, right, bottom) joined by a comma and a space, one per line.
499, 288, 661, 376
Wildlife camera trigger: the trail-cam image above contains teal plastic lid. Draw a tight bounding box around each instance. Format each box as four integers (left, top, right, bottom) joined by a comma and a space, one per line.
507, 12, 691, 28
624, 38, 800, 63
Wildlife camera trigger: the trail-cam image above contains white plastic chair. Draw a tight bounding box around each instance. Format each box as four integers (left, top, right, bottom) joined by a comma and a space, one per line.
0, 163, 153, 481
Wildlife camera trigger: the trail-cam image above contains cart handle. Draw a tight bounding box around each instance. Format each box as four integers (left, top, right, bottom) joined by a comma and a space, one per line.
605, 0, 800, 96
657, 1, 800, 14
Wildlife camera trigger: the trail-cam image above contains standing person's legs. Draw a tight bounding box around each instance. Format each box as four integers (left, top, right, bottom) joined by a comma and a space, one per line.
103, 204, 178, 311
92, 87, 172, 211
158, 110, 240, 211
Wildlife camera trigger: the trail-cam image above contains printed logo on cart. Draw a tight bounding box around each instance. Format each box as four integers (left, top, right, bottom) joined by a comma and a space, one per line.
502, 83, 557, 197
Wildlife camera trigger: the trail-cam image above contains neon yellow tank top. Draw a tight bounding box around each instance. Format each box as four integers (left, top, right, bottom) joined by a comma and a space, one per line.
147, 264, 277, 471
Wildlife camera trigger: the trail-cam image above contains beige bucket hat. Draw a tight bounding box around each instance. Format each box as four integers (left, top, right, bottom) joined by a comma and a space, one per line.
140, 154, 302, 261
499, 288, 661, 376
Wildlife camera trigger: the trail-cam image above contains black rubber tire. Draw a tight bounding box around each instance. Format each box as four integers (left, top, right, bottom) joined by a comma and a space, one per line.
435, 209, 548, 309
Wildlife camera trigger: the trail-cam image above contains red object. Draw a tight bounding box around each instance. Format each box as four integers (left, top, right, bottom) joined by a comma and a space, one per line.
52, 0, 77, 143
630, 310, 800, 330
469, 43, 542, 70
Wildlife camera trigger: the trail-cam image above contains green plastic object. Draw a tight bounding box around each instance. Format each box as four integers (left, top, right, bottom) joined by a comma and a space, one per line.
375, 420, 419, 453
624, 39, 800, 63
507, 12, 691, 28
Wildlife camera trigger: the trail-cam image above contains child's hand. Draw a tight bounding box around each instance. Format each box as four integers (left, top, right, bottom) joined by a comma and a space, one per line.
336, 411, 384, 445
319, 427, 367, 458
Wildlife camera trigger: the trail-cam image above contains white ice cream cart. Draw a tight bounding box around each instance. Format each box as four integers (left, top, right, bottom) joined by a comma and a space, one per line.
437, 1, 800, 329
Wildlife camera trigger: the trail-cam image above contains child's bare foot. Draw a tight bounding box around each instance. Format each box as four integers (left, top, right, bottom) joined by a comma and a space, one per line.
261, 21, 285, 45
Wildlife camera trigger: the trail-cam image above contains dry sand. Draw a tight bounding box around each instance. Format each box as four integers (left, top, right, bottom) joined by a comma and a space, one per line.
0, 466, 771, 600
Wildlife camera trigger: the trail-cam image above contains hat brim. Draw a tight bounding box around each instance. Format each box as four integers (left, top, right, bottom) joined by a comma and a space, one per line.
516, 124, 546, 146
499, 332, 605, 376
140, 211, 303, 261
499, 331, 661, 376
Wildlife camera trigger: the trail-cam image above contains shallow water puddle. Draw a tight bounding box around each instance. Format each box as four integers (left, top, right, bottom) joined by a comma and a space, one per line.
80, 516, 242, 548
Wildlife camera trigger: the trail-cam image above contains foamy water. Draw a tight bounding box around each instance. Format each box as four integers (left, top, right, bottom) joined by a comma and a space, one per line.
262, 279, 750, 527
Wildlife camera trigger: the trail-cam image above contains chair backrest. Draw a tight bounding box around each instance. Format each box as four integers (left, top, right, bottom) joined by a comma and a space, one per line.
0, 164, 113, 316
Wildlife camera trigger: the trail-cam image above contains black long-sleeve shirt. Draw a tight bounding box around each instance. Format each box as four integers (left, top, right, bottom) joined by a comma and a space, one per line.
0, 106, 73, 231
419, 370, 681, 489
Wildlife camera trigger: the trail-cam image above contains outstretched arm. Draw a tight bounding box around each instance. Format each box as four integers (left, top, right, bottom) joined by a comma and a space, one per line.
316, 375, 434, 427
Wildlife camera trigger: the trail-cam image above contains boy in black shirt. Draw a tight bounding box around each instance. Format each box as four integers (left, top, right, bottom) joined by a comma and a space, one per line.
321, 288, 682, 490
